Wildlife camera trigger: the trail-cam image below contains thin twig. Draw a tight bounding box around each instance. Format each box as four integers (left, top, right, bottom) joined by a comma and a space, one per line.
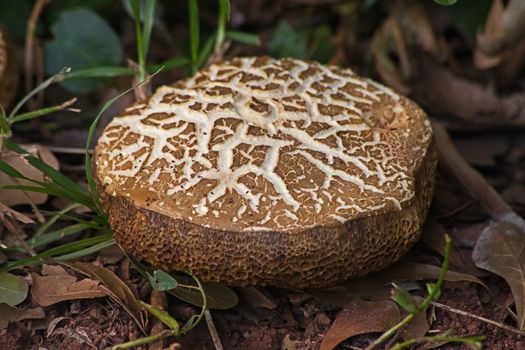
43, 146, 94, 155
431, 301, 525, 337
432, 121, 512, 219
25, 0, 48, 109
204, 310, 224, 350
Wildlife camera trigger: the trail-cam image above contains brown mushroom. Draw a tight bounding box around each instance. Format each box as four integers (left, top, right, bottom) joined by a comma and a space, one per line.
0, 25, 18, 110
94, 57, 436, 288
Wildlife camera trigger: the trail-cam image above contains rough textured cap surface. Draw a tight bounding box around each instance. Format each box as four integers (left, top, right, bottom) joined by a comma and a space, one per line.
95, 56, 436, 288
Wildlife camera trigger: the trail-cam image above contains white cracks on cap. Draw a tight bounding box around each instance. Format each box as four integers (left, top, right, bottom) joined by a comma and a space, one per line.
97, 57, 433, 231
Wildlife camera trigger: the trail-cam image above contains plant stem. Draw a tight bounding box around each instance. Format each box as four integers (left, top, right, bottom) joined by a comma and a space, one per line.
111, 330, 174, 350
365, 235, 452, 350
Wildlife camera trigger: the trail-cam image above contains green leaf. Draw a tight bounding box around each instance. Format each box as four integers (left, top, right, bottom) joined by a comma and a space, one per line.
168, 276, 238, 310
139, 301, 180, 332
148, 270, 178, 291
391, 284, 418, 314
44, 9, 123, 93
0, 272, 29, 306
433, 0, 458, 5
268, 21, 307, 59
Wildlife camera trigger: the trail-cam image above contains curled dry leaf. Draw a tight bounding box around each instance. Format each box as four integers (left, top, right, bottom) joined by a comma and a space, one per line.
473, 218, 525, 331
31, 264, 106, 307
64, 261, 145, 331
414, 55, 525, 130
401, 296, 430, 341
0, 144, 59, 206
319, 299, 401, 350
476, 0, 525, 58
310, 261, 485, 308
0, 303, 45, 329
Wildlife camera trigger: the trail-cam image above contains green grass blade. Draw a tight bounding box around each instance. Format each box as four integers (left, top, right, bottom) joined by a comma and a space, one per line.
34, 203, 81, 237
27, 223, 93, 249
0, 160, 27, 178
216, 0, 230, 50
147, 56, 189, 73
188, 0, 200, 72
11, 98, 77, 123
226, 30, 261, 45
7, 141, 91, 202
143, 0, 156, 62
0, 110, 11, 135
197, 34, 216, 69
65, 67, 135, 80
0, 235, 113, 273
55, 238, 115, 261
8, 68, 69, 120
1, 184, 57, 194
85, 68, 163, 215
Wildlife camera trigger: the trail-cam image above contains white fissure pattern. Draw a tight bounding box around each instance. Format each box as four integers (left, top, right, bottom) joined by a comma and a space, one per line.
96, 57, 433, 232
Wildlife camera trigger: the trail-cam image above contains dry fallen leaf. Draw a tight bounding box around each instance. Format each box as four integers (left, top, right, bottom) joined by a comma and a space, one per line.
401, 296, 430, 341
31, 264, 106, 307
344, 262, 486, 295
238, 286, 278, 309
473, 219, 525, 331
0, 304, 45, 329
0, 144, 59, 206
319, 299, 400, 350
64, 261, 145, 331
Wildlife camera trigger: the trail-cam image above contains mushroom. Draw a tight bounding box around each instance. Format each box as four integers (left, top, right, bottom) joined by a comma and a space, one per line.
95, 56, 436, 288
0, 25, 18, 109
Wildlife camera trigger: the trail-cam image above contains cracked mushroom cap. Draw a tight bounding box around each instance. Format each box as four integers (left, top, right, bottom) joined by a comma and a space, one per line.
95, 56, 437, 288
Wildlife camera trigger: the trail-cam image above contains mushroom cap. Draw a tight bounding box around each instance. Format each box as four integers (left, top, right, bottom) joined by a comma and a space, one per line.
95, 56, 436, 288
0, 25, 18, 109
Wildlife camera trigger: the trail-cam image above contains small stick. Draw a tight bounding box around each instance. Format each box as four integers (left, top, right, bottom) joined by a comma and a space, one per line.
432, 122, 512, 220
25, 0, 48, 109
431, 301, 525, 337
148, 290, 168, 350
204, 309, 224, 350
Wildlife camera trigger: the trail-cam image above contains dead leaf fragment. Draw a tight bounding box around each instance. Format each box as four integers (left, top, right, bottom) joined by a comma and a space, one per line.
0, 144, 59, 206
473, 219, 525, 330
238, 286, 278, 309
319, 299, 400, 350
0, 304, 45, 329
64, 262, 145, 331
31, 264, 106, 307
